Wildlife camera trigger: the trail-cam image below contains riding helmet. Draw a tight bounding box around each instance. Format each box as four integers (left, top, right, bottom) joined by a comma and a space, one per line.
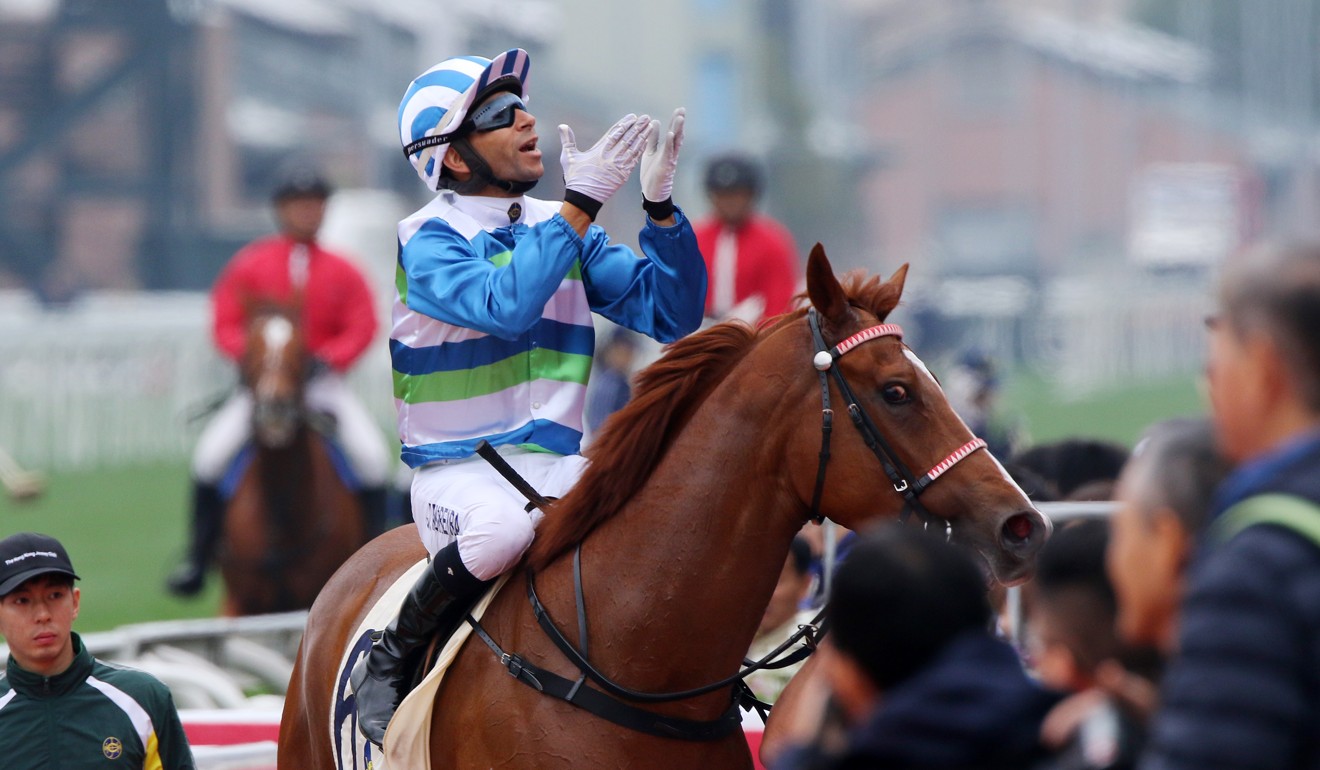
397, 48, 532, 191
704, 153, 763, 197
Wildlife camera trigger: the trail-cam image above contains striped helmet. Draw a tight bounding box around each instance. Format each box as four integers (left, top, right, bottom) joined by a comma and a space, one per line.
398, 49, 532, 191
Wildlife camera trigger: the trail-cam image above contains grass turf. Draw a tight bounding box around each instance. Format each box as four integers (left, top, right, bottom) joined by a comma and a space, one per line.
0, 462, 222, 632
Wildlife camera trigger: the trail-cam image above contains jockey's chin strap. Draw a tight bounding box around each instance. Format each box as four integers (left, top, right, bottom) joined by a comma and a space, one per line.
806, 308, 987, 531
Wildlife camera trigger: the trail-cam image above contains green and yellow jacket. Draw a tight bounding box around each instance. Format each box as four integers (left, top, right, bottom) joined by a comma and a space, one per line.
0, 633, 194, 769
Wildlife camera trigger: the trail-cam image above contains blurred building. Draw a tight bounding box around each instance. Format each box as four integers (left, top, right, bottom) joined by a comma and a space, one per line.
847, 2, 1258, 281
0, 0, 419, 297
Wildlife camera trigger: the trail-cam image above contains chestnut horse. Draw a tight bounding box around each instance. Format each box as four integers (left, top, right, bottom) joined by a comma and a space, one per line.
280, 247, 1050, 768
220, 305, 367, 616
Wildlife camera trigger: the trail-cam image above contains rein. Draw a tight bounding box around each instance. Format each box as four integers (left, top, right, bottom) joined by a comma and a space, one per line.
465, 310, 988, 741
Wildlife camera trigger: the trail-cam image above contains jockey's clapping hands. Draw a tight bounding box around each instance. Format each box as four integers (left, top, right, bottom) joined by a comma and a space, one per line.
640, 108, 685, 223
558, 114, 651, 221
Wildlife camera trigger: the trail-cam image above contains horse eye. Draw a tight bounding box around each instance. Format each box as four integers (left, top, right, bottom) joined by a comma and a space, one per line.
882, 383, 911, 404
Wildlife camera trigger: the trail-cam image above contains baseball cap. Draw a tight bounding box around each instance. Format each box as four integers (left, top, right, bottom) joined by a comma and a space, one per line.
0, 533, 79, 596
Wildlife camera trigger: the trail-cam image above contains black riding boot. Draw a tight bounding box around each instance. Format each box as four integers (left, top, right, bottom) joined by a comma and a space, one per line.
165, 482, 225, 597
350, 542, 491, 746
357, 485, 391, 538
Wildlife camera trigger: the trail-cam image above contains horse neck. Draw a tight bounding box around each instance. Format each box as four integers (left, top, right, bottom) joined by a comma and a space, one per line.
256, 426, 316, 532
572, 336, 810, 691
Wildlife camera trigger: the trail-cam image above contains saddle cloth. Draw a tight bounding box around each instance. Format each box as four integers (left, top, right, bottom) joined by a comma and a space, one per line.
330, 560, 509, 770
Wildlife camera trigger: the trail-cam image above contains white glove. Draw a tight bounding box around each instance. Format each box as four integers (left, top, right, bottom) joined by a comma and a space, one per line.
640, 108, 685, 203
559, 114, 650, 208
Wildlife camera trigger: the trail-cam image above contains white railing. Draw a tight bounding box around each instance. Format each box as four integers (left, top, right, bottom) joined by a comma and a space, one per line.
0, 290, 396, 472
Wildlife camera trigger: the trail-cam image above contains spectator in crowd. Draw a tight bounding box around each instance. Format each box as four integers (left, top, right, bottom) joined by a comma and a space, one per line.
1137, 242, 1320, 770
1028, 519, 1153, 770
944, 349, 1026, 460
167, 166, 392, 597
769, 526, 1059, 770
1012, 438, 1129, 501
694, 153, 800, 324
584, 327, 639, 438
798, 522, 855, 610
1107, 418, 1226, 654
0, 533, 195, 769
746, 536, 819, 703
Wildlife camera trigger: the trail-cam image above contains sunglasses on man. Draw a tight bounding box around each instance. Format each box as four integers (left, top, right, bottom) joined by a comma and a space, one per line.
464, 92, 526, 133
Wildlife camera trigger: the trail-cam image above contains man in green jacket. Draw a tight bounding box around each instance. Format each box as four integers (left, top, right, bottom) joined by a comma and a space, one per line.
0, 532, 195, 769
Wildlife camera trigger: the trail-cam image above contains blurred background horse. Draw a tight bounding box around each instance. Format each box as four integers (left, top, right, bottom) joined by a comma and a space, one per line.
219, 304, 367, 616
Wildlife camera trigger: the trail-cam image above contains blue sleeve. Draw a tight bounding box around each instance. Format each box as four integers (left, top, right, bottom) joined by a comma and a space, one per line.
578, 207, 707, 343
399, 214, 584, 340
1139, 527, 1320, 770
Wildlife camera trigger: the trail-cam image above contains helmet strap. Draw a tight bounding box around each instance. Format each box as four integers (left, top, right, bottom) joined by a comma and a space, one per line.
442, 135, 537, 196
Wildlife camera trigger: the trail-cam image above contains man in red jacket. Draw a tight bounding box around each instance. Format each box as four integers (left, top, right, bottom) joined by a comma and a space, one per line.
166, 168, 391, 596
694, 154, 800, 324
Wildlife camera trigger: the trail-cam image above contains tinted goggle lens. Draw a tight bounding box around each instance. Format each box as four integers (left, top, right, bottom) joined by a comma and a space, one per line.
465, 92, 525, 133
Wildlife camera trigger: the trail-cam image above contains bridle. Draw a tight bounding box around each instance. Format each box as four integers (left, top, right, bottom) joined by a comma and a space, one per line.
806, 308, 986, 529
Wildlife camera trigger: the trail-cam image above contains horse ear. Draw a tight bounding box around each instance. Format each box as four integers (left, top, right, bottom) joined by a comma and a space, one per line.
872, 263, 909, 321
806, 244, 850, 327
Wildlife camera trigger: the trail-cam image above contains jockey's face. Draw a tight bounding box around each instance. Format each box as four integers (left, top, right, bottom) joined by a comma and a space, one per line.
445, 89, 542, 197
0, 575, 79, 677
707, 187, 757, 228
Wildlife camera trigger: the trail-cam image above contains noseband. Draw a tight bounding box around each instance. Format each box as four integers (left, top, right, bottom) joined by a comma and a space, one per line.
806, 308, 986, 528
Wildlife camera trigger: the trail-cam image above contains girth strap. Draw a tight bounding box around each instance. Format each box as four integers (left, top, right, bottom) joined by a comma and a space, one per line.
466, 615, 744, 741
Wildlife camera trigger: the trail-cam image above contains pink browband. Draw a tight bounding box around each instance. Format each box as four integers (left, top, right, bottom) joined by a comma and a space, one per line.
814, 323, 904, 371
834, 323, 903, 356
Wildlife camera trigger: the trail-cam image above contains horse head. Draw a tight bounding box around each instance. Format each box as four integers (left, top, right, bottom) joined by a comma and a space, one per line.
241, 301, 309, 449
785, 244, 1049, 585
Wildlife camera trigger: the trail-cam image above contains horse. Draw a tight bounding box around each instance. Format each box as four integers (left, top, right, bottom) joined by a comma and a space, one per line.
279, 246, 1051, 768
219, 304, 367, 616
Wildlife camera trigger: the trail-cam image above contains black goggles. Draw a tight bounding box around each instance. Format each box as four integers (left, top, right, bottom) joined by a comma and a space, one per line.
463, 91, 526, 133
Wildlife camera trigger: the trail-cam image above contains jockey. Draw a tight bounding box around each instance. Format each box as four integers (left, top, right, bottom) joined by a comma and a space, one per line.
349, 48, 707, 745
165, 168, 393, 597
694, 153, 800, 324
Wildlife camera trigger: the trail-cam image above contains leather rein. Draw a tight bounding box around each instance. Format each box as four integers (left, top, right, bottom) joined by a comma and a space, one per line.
464, 311, 987, 741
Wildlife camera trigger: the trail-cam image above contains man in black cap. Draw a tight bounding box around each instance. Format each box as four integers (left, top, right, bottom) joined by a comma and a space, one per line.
166, 164, 393, 596
0, 532, 195, 768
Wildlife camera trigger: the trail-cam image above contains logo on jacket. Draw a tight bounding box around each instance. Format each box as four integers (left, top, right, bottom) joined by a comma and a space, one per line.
507, 202, 522, 223
102, 736, 123, 759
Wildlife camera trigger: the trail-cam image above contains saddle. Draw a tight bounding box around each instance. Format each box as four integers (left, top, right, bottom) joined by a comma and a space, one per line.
330, 562, 509, 770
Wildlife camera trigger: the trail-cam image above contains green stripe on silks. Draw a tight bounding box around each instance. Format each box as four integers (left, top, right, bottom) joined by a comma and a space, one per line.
393, 348, 593, 404
395, 263, 409, 305
487, 250, 582, 281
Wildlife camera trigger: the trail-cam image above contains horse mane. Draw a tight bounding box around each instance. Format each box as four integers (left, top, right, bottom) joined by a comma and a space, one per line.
525, 269, 900, 571
527, 322, 758, 570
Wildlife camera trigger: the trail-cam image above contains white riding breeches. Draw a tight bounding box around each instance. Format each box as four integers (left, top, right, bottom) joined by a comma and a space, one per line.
191, 373, 391, 488
410, 448, 588, 581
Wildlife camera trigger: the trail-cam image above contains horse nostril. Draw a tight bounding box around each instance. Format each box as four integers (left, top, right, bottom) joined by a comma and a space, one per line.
1001, 512, 1036, 546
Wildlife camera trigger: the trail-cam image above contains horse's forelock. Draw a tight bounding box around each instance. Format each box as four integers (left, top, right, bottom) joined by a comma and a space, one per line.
840, 270, 901, 322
